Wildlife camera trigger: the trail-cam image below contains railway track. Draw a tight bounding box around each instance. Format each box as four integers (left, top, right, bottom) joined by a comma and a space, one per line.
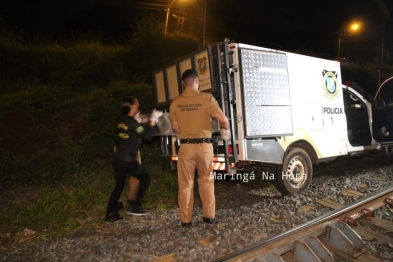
213, 185, 393, 262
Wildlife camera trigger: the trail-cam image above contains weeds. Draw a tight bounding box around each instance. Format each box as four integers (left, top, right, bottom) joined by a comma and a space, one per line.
0, 76, 176, 251
0, 170, 112, 245
0, 139, 178, 250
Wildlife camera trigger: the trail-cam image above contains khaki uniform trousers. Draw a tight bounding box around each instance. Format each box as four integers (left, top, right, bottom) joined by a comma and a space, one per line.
177, 143, 214, 223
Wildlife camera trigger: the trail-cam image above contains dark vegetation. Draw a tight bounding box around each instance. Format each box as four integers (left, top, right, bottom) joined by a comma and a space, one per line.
0, 17, 200, 250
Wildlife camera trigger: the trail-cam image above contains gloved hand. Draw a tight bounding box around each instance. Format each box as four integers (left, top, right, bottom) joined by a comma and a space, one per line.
150, 109, 163, 122
134, 112, 142, 123
220, 128, 231, 140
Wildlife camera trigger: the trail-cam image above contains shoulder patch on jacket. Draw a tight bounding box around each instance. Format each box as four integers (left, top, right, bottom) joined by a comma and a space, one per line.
136, 126, 144, 134
118, 123, 128, 130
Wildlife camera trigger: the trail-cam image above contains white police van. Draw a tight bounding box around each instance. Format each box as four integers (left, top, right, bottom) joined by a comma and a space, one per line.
152, 39, 393, 195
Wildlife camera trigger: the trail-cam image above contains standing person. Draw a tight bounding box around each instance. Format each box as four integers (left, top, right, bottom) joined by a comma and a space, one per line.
118, 107, 143, 213
169, 69, 231, 227
105, 96, 162, 222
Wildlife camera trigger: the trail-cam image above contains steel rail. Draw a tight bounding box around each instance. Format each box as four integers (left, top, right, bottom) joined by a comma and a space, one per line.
213, 185, 393, 262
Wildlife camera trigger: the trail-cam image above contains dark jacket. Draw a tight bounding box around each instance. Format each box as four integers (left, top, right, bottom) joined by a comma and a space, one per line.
113, 116, 155, 162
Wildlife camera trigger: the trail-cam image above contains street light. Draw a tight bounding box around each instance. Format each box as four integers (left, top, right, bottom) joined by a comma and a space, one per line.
164, 0, 186, 37
165, 0, 176, 37
337, 22, 361, 58
164, 0, 206, 45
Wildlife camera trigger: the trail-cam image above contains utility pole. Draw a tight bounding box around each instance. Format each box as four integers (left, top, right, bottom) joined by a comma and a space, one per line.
165, 5, 170, 37
198, 0, 206, 48
378, 0, 387, 87
337, 32, 341, 58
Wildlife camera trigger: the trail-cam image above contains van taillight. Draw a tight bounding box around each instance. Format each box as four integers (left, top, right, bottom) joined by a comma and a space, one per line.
228, 146, 233, 154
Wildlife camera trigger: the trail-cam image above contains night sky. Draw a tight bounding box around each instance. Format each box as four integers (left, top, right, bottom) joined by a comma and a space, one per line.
1, 0, 393, 62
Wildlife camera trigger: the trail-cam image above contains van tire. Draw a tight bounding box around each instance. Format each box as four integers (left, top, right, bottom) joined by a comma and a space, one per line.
376, 145, 393, 166
279, 148, 313, 195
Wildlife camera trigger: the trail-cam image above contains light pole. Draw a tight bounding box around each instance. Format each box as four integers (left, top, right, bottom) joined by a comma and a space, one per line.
165, 0, 186, 37
198, 0, 206, 48
164, 0, 176, 37
337, 34, 341, 58
337, 22, 360, 58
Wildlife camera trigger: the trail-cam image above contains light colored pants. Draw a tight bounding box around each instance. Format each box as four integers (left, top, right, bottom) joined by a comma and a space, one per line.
177, 143, 214, 223
115, 149, 140, 202
128, 176, 139, 200
128, 149, 141, 200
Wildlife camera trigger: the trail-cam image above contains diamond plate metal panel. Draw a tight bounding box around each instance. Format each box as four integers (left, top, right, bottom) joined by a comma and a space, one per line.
243, 69, 290, 105
242, 49, 287, 69
240, 49, 293, 137
246, 106, 292, 136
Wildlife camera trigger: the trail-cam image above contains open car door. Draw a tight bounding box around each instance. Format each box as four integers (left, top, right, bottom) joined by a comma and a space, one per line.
372, 76, 393, 145
372, 76, 393, 165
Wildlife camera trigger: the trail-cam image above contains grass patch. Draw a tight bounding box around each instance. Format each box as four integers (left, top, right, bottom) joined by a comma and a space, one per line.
0, 170, 113, 245
0, 139, 178, 251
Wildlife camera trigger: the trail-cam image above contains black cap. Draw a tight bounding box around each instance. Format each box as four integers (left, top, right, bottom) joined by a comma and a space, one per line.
181, 69, 198, 80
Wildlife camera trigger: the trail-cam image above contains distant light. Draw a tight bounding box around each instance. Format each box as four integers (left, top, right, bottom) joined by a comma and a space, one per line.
351, 23, 359, 31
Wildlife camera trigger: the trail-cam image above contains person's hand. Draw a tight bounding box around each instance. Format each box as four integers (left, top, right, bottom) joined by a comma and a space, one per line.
220, 128, 231, 140
134, 112, 142, 123
150, 109, 163, 122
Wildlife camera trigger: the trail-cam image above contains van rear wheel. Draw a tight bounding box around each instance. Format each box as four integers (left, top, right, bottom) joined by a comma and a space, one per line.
279, 148, 313, 195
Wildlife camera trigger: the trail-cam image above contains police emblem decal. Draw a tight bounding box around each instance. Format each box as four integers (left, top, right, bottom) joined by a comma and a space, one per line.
197, 57, 208, 75
322, 70, 340, 99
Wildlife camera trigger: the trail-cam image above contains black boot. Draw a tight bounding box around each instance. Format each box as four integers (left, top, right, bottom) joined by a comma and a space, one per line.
105, 211, 124, 223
